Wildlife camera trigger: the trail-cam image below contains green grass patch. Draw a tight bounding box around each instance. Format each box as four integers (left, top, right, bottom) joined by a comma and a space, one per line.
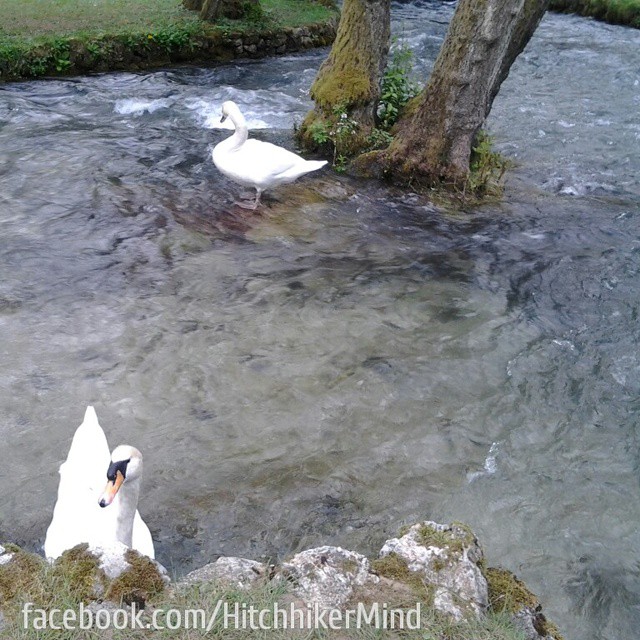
549, 0, 640, 27
262, 0, 336, 27
0, 0, 201, 39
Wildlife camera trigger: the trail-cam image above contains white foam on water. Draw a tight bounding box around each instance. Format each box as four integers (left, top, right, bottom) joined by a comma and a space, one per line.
114, 98, 172, 116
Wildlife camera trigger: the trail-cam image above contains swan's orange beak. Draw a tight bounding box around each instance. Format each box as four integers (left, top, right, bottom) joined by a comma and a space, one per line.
99, 470, 125, 508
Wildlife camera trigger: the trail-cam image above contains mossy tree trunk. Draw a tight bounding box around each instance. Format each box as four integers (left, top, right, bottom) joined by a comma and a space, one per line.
374, 0, 548, 187
183, 0, 260, 21
298, 0, 391, 154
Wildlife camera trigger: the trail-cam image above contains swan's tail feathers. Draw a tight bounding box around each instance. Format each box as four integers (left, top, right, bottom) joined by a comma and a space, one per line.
84, 405, 98, 425
306, 160, 328, 171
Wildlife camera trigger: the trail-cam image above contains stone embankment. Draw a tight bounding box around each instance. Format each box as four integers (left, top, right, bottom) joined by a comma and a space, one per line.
0, 521, 563, 639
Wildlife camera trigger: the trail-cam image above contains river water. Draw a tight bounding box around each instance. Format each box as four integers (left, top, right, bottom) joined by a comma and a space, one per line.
1, 2, 639, 638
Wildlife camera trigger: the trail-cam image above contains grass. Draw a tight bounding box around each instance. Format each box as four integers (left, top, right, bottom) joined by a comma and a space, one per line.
549, 0, 640, 27
0, 0, 337, 81
0, 0, 199, 39
0, 0, 333, 40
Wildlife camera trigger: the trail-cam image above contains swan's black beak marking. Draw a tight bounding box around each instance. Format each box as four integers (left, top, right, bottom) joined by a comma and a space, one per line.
98, 459, 129, 508
220, 114, 227, 123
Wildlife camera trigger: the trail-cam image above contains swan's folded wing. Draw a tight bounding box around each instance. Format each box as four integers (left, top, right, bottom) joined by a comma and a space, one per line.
132, 511, 155, 559
242, 140, 307, 177
44, 406, 112, 559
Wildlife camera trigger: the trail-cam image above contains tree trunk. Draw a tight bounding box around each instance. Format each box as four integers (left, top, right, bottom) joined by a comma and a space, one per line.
186, 0, 260, 21
298, 0, 390, 154
183, 0, 203, 11
380, 0, 548, 187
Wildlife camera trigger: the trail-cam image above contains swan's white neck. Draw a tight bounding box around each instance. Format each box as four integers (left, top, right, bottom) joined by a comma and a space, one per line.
225, 106, 248, 150
111, 478, 140, 547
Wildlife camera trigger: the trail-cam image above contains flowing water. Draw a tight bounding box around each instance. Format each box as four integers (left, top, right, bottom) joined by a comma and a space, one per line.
1, 2, 640, 638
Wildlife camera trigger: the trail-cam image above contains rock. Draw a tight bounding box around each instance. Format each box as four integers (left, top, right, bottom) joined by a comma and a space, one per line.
379, 521, 488, 621
83, 543, 167, 584
486, 568, 560, 640
0, 545, 14, 566
89, 543, 133, 580
0, 608, 4, 633
179, 556, 268, 590
279, 545, 377, 609
513, 606, 557, 640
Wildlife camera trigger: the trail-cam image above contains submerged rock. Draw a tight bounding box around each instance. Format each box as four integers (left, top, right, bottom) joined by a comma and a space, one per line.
379, 521, 488, 621
279, 545, 377, 609
179, 556, 268, 590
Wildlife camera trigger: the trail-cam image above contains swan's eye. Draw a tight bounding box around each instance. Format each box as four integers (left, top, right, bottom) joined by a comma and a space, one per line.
106, 458, 130, 481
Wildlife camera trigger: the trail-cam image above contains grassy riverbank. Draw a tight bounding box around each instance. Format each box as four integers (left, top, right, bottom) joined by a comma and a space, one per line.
0, 544, 541, 640
549, 0, 640, 27
0, 0, 337, 81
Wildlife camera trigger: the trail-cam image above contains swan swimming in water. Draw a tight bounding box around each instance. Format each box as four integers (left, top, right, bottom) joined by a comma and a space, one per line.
211, 100, 327, 209
44, 406, 154, 560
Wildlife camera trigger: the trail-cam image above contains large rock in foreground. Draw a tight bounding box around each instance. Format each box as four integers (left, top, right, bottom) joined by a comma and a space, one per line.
180, 556, 268, 590
379, 521, 488, 621
279, 546, 377, 609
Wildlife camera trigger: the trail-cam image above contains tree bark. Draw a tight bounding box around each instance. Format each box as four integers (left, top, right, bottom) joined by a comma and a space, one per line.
298, 0, 391, 152
380, 0, 548, 186
184, 0, 260, 21
183, 0, 203, 11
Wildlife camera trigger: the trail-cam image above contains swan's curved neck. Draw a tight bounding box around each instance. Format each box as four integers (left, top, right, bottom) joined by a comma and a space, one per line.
226, 108, 248, 149
112, 479, 140, 547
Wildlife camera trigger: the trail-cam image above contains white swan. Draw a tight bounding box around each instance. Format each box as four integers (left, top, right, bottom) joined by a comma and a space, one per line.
44, 406, 154, 560
211, 100, 327, 209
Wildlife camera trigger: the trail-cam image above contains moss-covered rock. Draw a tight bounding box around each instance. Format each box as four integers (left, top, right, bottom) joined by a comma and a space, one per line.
0, 545, 46, 607
105, 549, 167, 606
486, 567, 564, 640
379, 521, 488, 621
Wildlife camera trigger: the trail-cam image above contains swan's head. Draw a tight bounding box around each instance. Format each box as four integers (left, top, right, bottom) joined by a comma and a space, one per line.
98, 445, 143, 508
220, 100, 240, 124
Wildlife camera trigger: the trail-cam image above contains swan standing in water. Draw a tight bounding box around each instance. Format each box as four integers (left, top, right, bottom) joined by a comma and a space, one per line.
211, 100, 327, 209
44, 406, 154, 560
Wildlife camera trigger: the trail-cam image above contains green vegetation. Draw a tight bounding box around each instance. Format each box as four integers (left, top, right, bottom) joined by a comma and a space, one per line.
549, 0, 640, 28
466, 131, 510, 198
371, 552, 434, 603
377, 41, 420, 131
486, 568, 565, 640
0, 0, 337, 81
304, 43, 419, 171
307, 103, 362, 171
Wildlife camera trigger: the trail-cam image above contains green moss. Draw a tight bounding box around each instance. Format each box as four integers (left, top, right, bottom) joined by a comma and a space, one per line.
312, 66, 372, 108
416, 522, 476, 555
104, 549, 166, 606
0, 547, 46, 605
371, 553, 433, 604
486, 568, 538, 615
2, 543, 22, 553
52, 544, 107, 602
486, 568, 565, 640
467, 130, 510, 197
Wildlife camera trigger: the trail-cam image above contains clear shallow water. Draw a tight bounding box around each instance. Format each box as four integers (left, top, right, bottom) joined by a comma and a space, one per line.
1, 3, 640, 639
